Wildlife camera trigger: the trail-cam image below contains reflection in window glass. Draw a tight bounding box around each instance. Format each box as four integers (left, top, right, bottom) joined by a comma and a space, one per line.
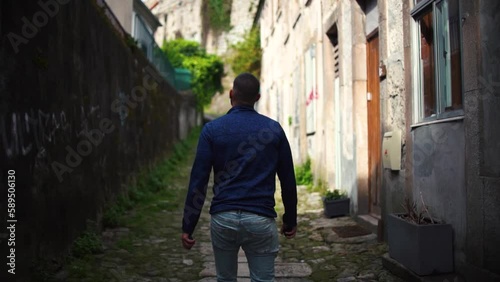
419, 10, 436, 118
414, 0, 462, 120
446, 0, 462, 111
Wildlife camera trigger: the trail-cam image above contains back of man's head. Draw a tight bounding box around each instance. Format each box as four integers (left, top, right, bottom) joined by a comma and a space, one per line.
232, 73, 260, 105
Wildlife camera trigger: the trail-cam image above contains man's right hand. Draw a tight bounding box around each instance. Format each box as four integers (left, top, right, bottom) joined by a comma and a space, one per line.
181, 233, 196, 249
281, 224, 297, 239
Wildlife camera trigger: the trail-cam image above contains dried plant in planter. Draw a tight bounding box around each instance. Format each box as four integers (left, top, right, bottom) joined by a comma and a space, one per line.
388, 192, 454, 275
399, 193, 437, 225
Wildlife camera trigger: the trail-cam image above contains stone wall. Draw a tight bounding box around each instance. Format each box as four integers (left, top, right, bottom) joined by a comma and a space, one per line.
379, 0, 406, 216
205, 0, 260, 55
148, 0, 204, 45
147, 0, 259, 55
400, 0, 500, 278
0, 0, 198, 279
462, 0, 500, 277
476, 0, 500, 274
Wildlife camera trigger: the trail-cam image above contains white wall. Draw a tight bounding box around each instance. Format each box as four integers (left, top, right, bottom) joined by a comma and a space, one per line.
106, 0, 134, 34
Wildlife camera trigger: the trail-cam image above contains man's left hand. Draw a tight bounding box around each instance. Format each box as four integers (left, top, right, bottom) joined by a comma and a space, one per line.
181, 233, 196, 249
281, 224, 297, 239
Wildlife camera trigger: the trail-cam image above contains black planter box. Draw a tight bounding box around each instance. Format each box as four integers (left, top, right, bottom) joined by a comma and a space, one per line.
323, 198, 350, 218
387, 213, 454, 275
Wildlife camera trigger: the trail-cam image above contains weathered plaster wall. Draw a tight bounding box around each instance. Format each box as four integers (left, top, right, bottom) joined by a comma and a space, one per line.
205, 0, 259, 55
478, 3, 500, 262
351, 1, 369, 215
464, 0, 500, 276
411, 121, 467, 265
400, 0, 500, 278
480, 0, 500, 179
261, 0, 374, 214
149, 0, 204, 44
106, 0, 134, 33
321, 0, 342, 198
178, 91, 200, 140
337, 0, 358, 206
148, 0, 259, 55
0, 1, 198, 279
379, 0, 407, 218
259, 0, 312, 167
321, 35, 337, 189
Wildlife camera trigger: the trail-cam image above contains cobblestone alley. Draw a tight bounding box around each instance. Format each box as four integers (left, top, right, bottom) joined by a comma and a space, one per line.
58, 137, 403, 282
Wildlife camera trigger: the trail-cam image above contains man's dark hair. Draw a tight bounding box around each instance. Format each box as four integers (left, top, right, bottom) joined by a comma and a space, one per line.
232, 73, 260, 105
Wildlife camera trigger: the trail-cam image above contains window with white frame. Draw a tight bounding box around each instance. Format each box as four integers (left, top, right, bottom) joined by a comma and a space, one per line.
411, 0, 462, 122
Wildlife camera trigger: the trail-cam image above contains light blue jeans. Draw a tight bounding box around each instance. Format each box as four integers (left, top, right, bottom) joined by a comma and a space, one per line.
210, 211, 279, 282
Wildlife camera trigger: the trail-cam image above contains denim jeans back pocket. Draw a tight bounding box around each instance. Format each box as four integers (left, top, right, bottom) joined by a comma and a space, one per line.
241, 216, 279, 254
211, 214, 239, 250
244, 216, 276, 236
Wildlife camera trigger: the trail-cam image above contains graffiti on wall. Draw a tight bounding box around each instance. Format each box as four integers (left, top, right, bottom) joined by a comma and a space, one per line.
0, 105, 103, 159
306, 88, 319, 106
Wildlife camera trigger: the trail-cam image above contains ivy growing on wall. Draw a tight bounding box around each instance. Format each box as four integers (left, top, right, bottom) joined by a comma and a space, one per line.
205, 0, 233, 31
162, 39, 224, 107
227, 26, 262, 78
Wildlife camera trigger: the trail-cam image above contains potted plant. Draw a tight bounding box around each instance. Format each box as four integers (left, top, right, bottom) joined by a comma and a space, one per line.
322, 189, 350, 218
387, 196, 454, 275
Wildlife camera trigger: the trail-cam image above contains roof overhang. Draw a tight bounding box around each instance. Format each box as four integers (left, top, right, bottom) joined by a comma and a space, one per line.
134, 0, 162, 32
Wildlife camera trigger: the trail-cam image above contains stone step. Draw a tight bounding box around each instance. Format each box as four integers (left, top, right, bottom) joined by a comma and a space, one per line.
199, 262, 312, 279
199, 278, 312, 282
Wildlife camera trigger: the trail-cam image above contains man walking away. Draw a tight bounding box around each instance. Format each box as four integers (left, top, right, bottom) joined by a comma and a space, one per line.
181, 72, 298, 282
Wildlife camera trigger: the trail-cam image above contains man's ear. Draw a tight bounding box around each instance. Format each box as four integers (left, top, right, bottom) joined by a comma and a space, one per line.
255, 94, 261, 102
229, 89, 234, 99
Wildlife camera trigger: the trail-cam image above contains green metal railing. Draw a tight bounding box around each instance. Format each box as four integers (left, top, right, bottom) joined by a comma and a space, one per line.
174, 68, 192, 91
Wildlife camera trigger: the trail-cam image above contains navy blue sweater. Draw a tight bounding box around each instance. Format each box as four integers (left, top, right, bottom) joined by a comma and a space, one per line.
182, 106, 297, 235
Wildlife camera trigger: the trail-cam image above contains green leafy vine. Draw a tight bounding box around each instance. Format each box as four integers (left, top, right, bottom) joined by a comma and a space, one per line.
205, 0, 233, 31
227, 26, 262, 78
162, 39, 224, 108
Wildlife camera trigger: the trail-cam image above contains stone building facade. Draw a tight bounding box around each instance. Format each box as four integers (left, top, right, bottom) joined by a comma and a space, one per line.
259, 0, 500, 279
146, 0, 205, 45
144, 0, 259, 55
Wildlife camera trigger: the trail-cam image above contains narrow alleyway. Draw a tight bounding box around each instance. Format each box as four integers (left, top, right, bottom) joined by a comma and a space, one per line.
61, 133, 403, 282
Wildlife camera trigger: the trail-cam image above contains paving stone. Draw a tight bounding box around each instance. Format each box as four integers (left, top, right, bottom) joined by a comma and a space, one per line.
312, 245, 330, 253
151, 238, 167, 244
357, 273, 376, 279
53, 270, 69, 281
308, 232, 324, 242
325, 231, 378, 244
200, 262, 312, 278
309, 258, 326, 265
198, 278, 313, 282
183, 259, 193, 266
337, 277, 357, 282
143, 270, 160, 277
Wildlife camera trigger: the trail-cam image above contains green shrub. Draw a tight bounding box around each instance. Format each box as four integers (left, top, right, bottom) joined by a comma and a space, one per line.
228, 26, 262, 78
206, 0, 233, 31
324, 189, 348, 201
116, 236, 134, 251
101, 127, 201, 228
308, 178, 328, 194
128, 186, 151, 203
162, 39, 224, 108
295, 158, 313, 186
71, 232, 102, 258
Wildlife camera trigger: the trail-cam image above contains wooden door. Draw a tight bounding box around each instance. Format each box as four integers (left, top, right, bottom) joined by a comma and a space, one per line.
367, 33, 381, 216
